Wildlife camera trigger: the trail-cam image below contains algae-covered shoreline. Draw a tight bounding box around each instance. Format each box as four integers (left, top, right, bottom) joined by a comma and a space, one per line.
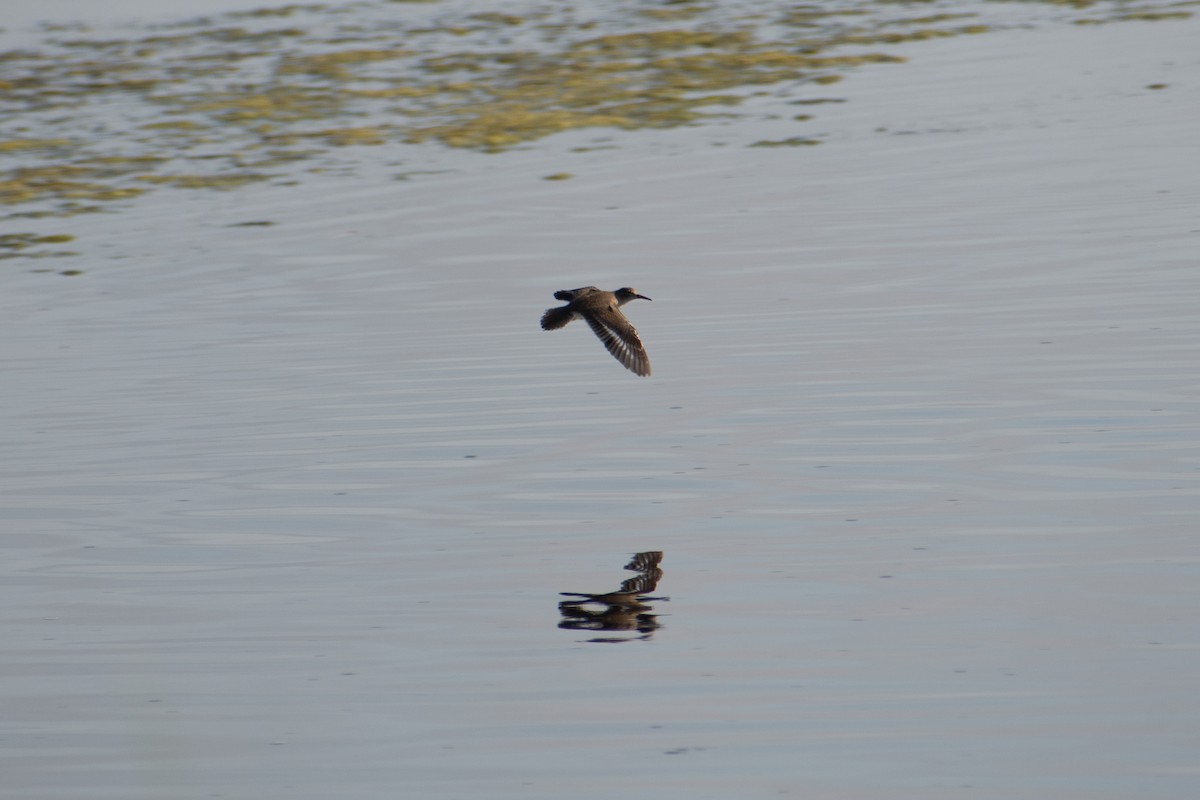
1, 0, 1194, 231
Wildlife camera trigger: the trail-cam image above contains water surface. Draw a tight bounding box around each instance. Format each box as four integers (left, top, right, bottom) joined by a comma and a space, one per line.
2, 3, 1199, 798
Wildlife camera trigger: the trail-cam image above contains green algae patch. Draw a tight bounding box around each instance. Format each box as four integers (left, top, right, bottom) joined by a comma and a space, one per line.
396, 28, 906, 151
638, 5, 714, 21
648, 50, 904, 91
0, 138, 73, 152
571, 30, 754, 54
140, 120, 206, 131
1, 165, 147, 205
750, 136, 821, 147
1118, 10, 1191, 20
78, 155, 170, 175
830, 24, 991, 46
542, 172, 573, 180
227, 4, 329, 18
879, 13, 982, 26
0, 232, 74, 247
406, 106, 635, 151
281, 126, 392, 146
347, 85, 440, 98
136, 172, 274, 190
0, 232, 77, 259
467, 12, 526, 27
176, 86, 346, 123
277, 48, 414, 79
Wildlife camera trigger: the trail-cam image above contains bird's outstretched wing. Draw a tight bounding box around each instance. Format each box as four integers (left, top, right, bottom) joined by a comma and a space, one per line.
585, 308, 651, 377
553, 286, 600, 302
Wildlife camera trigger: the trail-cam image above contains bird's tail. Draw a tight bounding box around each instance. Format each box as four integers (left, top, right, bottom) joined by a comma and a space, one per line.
540, 306, 574, 330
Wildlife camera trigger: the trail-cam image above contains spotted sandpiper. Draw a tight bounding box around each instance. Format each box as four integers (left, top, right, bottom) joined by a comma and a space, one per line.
540, 286, 652, 376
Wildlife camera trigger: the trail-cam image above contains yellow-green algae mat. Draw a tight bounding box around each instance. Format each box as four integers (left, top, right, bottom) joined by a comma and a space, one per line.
0, 0, 1193, 238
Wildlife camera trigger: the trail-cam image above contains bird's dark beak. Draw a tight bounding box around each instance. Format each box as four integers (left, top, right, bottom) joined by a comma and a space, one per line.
638, 294, 652, 301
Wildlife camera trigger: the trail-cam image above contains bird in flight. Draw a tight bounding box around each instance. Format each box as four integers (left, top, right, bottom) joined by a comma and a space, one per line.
540, 286, 652, 376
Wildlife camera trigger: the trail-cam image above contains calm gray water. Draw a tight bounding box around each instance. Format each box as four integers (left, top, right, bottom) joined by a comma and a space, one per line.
3, 2, 1199, 798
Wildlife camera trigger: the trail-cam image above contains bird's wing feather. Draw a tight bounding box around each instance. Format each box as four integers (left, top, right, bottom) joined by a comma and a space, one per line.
584, 307, 651, 377
554, 286, 600, 302
540, 306, 574, 330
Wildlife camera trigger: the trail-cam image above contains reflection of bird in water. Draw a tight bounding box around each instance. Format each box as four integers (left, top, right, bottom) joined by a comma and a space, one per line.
558, 600, 661, 639
559, 552, 664, 607
558, 590, 658, 611
622, 551, 663, 587
560, 604, 651, 633
558, 551, 666, 641
540, 287, 653, 376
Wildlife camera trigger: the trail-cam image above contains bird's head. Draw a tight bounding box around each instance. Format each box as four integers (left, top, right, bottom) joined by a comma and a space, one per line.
615, 287, 651, 304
